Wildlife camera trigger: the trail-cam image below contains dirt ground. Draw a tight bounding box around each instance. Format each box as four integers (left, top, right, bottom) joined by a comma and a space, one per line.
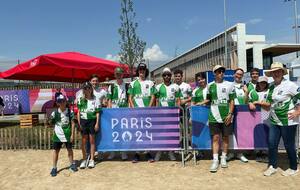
0, 150, 299, 190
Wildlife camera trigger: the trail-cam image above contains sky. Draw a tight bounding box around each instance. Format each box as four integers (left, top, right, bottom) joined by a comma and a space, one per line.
0, 0, 299, 71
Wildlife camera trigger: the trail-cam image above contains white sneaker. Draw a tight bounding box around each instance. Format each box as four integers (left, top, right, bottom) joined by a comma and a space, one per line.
281, 168, 299, 176
155, 152, 162, 161
210, 160, 219, 172
237, 153, 248, 163
107, 152, 115, 160
88, 160, 95, 168
80, 160, 87, 169
220, 156, 228, 168
121, 152, 128, 160
263, 166, 277, 176
168, 152, 176, 161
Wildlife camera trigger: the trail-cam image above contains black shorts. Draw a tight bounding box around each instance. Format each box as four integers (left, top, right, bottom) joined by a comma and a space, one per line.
53, 142, 73, 150
80, 119, 96, 135
209, 123, 233, 136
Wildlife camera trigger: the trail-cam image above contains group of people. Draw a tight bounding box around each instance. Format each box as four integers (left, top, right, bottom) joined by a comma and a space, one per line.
48, 61, 300, 178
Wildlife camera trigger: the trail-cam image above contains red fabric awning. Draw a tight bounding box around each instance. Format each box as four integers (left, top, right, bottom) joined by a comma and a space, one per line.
0, 52, 129, 83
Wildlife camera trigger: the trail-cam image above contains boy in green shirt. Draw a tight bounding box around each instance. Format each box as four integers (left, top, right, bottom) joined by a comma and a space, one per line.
49, 95, 77, 177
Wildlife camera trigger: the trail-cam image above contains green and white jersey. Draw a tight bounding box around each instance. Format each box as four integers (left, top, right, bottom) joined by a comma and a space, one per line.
248, 89, 269, 103
207, 81, 235, 123
267, 79, 300, 126
192, 86, 207, 104
77, 97, 101, 120
247, 81, 256, 93
156, 83, 180, 107
107, 82, 128, 108
178, 82, 192, 101
76, 87, 107, 104
233, 82, 246, 105
94, 87, 107, 103
50, 108, 73, 143
128, 79, 156, 107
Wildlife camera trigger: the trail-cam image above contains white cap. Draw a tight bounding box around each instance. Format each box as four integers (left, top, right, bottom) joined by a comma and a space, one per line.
258, 76, 268, 83
212, 65, 225, 73
162, 67, 172, 74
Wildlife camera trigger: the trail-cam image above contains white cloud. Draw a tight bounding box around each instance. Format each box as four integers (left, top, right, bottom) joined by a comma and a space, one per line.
146, 17, 152, 22
144, 44, 170, 71
144, 44, 169, 62
105, 54, 120, 62
248, 18, 263, 25
105, 45, 169, 71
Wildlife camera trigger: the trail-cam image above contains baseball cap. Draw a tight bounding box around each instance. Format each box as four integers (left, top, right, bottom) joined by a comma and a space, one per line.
56, 94, 66, 103
137, 63, 147, 70
213, 65, 226, 73
82, 82, 93, 90
114, 67, 124, 74
162, 67, 172, 74
258, 76, 268, 83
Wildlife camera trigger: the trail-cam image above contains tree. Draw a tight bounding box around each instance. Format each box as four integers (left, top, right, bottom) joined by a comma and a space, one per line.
118, 0, 146, 79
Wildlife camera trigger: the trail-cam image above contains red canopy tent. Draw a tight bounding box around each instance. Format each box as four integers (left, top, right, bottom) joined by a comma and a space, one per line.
0, 52, 128, 83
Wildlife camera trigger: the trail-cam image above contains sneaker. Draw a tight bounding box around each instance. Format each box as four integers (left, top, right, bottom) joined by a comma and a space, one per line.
257, 156, 268, 163
220, 156, 228, 168
237, 153, 248, 163
50, 168, 57, 177
132, 153, 140, 163
168, 152, 176, 161
121, 152, 128, 161
80, 160, 87, 169
263, 166, 277, 176
210, 160, 219, 173
281, 168, 299, 176
107, 152, 115, 160
88, 160, 95, 168
226, 153, 234, 161
146, 153, 155, 163
155, 152, 162, 161
69, 163, 78, 172
196, 151, 204, 160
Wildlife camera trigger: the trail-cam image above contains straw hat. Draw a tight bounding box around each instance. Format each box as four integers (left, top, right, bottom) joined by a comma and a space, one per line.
265, 62, 287, 77
212, 65, 225, 73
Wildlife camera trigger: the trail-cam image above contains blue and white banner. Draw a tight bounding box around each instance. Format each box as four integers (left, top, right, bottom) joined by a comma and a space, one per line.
96, 107, 181, 151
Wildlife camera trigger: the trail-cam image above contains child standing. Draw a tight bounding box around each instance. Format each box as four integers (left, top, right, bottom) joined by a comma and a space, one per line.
77, 82, 100, 169
49, 94, 77, 177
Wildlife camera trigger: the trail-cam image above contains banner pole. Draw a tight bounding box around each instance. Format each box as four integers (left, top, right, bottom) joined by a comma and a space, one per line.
297, 124, 299, 163
179, 106, 185, 167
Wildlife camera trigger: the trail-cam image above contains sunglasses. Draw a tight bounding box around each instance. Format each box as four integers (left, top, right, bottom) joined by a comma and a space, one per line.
215, 69, 225, 74
162, 73, 171, 77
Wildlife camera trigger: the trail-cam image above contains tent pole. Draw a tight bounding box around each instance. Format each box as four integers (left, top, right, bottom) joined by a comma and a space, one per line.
71, 69, 75, 112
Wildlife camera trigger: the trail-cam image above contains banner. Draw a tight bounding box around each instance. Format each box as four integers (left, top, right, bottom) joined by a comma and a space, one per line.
0, 90, 30, 114
191, 105, 269, 150
96, 107, 181, 151
29, 88, 79, 113
0, 88, 79, 114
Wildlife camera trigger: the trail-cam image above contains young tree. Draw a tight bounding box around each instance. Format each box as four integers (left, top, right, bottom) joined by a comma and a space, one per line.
118, 0, 146, 79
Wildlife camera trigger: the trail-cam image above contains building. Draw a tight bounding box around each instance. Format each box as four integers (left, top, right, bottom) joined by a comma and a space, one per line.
151, 23, 300, 83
